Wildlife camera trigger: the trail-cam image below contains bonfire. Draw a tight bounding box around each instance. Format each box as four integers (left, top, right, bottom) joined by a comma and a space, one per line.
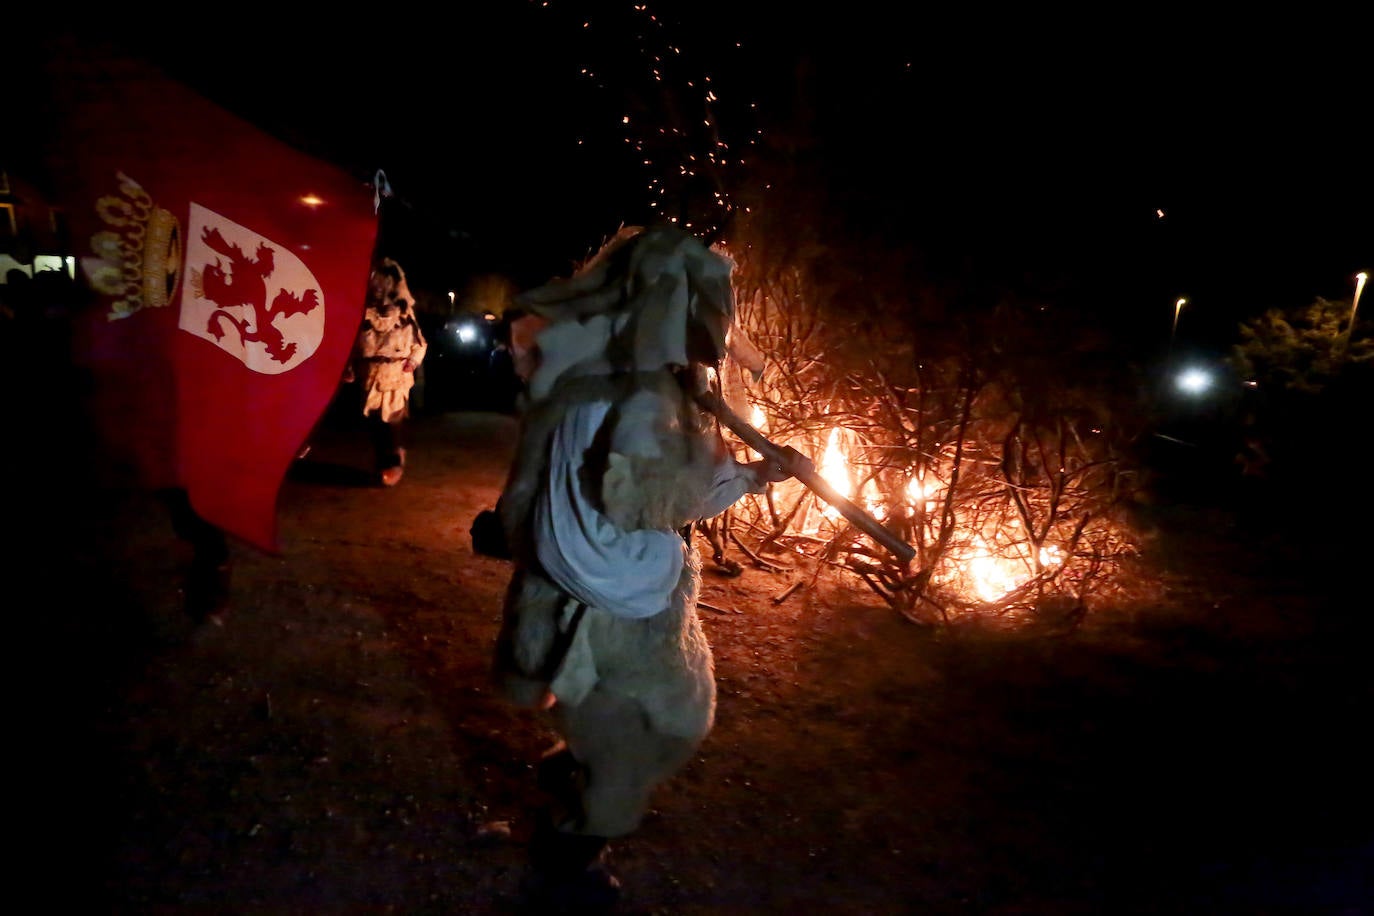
695, 237, 1153, 628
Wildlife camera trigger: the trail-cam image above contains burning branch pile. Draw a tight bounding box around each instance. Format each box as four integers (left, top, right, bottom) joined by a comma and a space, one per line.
705, 248, 1150, 628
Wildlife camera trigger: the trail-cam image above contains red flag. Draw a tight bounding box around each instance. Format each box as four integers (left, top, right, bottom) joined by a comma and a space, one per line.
36, 38, 378, 552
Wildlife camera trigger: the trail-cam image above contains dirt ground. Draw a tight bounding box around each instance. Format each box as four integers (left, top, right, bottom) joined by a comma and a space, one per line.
24, 401, 1373, 915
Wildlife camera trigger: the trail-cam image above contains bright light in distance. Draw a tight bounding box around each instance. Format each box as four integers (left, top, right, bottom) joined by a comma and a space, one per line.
1174, 366, 1213, 395
33, 254, 67, 275
453, 321, 480, 345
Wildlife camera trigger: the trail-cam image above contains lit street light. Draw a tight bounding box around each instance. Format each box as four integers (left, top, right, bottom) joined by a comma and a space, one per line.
1170, 297, 1187, 351
1174, 365, 1214, 396
1348, 271, 1368, 337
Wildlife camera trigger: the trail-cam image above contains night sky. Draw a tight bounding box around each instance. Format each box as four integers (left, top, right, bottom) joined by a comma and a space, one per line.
19, 3, 1370, 345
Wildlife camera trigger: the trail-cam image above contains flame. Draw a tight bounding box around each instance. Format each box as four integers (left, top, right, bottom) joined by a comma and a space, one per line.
819, 429, 850, 519
747, 404, 767, 459
944, 537, 1066, 604
906, 475, 938, 516
862, 477, 885, 519
967, 552, 1021, 603
733, 417, 1078, 607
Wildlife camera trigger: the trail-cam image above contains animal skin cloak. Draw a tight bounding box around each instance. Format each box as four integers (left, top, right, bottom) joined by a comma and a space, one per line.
492, 226, 770, 750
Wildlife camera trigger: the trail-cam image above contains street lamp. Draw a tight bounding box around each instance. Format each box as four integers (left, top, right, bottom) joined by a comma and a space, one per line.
1348, 271, 1368, 337
1171, 297, 1187, 346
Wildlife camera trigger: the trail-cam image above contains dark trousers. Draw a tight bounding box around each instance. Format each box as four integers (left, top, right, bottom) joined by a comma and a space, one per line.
157, 487, 231, 618
366, 412, 405, 471
159, 488, 229, 567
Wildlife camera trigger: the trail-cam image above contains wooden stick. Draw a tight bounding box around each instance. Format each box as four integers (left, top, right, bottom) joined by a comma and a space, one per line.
693, 388, 916, 564
729, 530, 791, 572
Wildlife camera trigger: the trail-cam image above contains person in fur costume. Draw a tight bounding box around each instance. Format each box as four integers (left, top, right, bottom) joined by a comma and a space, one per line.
343, 257, 427, 486
488, 225, 792, 908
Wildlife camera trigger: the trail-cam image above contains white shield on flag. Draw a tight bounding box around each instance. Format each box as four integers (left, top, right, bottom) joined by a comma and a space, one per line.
180, 202, 326, 374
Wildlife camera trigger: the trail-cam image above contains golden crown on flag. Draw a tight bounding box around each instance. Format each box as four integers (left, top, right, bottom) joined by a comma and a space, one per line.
88, 171, 183, 321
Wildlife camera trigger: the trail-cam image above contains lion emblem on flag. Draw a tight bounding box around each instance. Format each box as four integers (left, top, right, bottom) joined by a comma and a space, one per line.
181, 203, 326, 374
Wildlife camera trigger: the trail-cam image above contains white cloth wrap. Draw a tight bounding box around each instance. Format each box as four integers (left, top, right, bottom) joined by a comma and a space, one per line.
533, 396, 686, 619
532, 388, 763, 621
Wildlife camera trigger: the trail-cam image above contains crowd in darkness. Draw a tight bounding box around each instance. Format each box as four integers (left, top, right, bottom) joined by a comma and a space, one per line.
2, 266, 80, 321
410, 309, 524, 417
1, 267, 84, 400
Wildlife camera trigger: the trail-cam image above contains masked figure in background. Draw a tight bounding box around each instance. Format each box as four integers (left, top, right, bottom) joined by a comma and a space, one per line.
344, 257, 427, 486
488, 225, 793, 909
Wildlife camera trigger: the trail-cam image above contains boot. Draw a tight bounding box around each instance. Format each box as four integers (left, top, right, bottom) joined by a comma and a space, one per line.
521, 812, 620, 914
379, 447, 407, 486
537, 744, 583, 811
185, 557, 231, 623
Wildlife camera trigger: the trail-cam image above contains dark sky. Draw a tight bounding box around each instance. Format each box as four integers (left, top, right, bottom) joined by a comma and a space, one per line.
22, 3, 1370, 341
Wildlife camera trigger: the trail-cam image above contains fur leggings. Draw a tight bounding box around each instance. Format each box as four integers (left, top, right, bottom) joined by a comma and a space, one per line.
549, 687, 702, 839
